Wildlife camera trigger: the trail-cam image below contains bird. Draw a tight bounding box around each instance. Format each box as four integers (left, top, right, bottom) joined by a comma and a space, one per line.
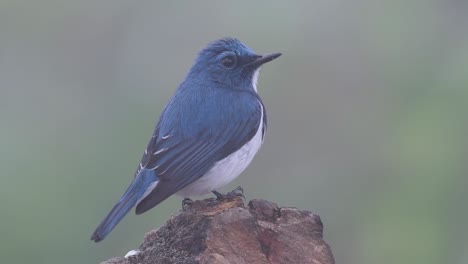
90, 38, 281, 242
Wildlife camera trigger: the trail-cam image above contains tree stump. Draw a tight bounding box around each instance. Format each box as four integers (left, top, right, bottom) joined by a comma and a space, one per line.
101, 196, 335, 264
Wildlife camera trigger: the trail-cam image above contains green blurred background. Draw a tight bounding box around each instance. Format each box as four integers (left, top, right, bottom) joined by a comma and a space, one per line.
1, 1, 467, 263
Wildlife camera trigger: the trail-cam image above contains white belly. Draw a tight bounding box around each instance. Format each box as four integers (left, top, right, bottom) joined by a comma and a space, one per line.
177, 105, 264, 197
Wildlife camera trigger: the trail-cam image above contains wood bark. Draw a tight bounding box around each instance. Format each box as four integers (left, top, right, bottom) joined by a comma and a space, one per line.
101, 196, 335, 264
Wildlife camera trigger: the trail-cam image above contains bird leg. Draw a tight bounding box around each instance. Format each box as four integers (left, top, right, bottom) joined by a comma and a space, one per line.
212, 186, 245, 200
227, 186, 244, 197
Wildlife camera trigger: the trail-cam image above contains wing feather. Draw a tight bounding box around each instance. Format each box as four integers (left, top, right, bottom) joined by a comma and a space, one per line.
134, 94, 264, 214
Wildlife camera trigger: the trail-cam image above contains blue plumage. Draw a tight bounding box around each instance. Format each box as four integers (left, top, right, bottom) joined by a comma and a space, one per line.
91, 169, 157, 241
91, 38, 281, 242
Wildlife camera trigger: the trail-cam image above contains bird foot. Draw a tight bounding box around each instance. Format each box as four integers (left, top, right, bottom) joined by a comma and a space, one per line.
182, 197, 193, 210
212, 186, 245, 200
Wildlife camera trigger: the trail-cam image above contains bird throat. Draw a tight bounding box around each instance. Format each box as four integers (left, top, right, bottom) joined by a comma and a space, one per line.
252, 69, 261, 92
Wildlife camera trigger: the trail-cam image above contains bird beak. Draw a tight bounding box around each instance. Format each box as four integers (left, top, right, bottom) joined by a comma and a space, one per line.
246, 53, 282, 68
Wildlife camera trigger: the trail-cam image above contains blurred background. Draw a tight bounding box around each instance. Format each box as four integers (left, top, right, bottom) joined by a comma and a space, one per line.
1, 1, 467, 263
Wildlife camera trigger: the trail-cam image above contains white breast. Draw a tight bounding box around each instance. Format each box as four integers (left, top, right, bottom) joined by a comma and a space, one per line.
177, 102, 265, 197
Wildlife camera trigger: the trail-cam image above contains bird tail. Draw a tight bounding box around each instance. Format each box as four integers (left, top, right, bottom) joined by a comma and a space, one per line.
90, 169, 158, 242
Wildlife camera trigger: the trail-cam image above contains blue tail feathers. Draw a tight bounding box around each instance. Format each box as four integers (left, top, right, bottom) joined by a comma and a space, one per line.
90, 169, 158, 242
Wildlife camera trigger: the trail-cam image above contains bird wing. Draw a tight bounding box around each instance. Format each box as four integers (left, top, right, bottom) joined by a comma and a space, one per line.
134, 98, 264, 214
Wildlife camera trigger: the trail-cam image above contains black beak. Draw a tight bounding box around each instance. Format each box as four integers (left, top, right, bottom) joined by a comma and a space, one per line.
246, 53, 282, 68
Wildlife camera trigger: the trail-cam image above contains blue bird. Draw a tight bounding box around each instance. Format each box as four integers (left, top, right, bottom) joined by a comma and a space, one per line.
91, 38, 281, 242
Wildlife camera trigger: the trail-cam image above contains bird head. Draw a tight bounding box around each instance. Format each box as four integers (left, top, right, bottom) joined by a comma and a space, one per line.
186, 38, 281, 92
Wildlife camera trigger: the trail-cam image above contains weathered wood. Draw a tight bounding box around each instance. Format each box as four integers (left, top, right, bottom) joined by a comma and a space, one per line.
101, 196, 334, 264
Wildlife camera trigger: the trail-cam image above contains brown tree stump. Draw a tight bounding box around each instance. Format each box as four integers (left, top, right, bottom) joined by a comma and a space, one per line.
101, 196, 335, 264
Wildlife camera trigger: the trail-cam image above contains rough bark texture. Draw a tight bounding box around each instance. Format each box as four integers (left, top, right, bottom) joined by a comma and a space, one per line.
101, 196, 335, 264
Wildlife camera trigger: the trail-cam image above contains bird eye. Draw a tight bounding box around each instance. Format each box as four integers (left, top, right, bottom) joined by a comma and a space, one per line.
221, 55, 237, 69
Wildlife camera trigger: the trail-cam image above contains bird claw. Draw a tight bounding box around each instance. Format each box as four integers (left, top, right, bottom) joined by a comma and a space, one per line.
212, 186, 245, 200
182, 197, 193, 210
227, 186, 244, 197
